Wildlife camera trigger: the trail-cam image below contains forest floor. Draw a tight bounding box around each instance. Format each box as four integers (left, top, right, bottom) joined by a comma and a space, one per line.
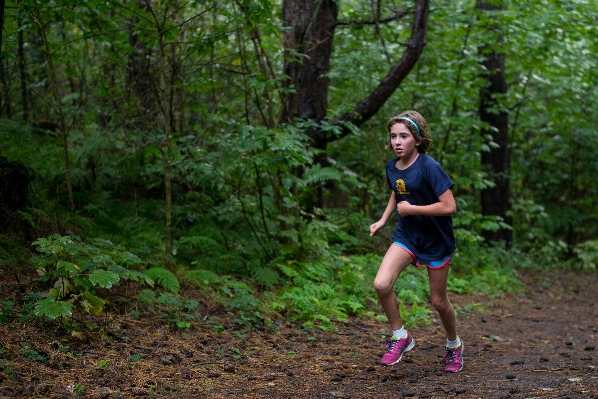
0, 270, 597, 399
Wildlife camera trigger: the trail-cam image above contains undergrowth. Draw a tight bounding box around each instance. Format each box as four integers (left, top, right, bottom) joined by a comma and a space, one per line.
2, 120, 596, 335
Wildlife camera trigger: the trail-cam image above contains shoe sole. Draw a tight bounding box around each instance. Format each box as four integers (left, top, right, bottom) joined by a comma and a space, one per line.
384, 338, 415, 366
445, 342, 464, 373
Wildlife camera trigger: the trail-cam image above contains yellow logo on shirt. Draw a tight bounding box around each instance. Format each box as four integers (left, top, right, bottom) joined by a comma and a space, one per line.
396, 179, 409, 195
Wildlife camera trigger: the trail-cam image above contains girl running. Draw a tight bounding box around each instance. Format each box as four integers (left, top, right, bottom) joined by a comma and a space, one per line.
369, 110, 463, 372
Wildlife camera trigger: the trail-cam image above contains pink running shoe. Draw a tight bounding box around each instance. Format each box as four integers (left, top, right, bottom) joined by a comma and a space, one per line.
444, 341, 464, 372
380, 331, 415, 366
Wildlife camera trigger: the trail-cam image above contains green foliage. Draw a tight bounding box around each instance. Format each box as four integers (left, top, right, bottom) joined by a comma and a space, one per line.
0, 357, 17, 380
399, 302, 431, 329
451, 246, 524, 296
20, 343, 48, 364
571, 240, 598, 271
73, 383, 86, 396
0, 301, 15, 324
0, 0, 596, 335
144, 268, 180, 294
128, 354, 141, 364
33, 299, 74, 320
29, 235, 153, 321
135, 289, 199, 328
281, 282, 359, 329
180, 268, 222, 290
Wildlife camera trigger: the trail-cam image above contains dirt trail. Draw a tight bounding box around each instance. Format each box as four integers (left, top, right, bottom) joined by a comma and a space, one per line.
0, 271, 597, 398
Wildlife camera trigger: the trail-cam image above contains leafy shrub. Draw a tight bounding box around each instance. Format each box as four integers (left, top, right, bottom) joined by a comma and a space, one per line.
281, 282, 363, 329
30, 235, 153, 320
571, 239, 598, 270
451, 246, 523, 296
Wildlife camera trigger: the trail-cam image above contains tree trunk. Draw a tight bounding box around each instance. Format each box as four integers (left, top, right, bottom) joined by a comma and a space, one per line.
126, 0, 155, 130
17, 1, 29, 122
155, 5, 174, 259
280, 0, 338, 142
0, 62, 11, 118
477, 1, 512, 244
0, 0, 8, 117
33, 0, 75, 216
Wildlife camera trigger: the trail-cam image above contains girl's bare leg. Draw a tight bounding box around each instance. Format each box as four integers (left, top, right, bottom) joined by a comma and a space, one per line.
374, 245, 413, 331
427, 265, 457, 341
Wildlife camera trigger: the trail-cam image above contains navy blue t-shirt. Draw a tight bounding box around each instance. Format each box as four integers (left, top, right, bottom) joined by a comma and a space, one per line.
385, 154, 456, 260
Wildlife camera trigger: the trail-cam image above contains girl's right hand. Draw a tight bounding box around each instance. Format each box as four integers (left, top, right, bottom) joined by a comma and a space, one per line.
370, 221, 385, 236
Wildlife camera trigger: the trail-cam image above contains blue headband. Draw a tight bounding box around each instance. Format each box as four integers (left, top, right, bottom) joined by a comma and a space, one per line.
398, 116, 420, 137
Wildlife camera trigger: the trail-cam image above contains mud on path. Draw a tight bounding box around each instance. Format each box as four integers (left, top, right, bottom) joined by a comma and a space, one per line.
0, 271, 597, 398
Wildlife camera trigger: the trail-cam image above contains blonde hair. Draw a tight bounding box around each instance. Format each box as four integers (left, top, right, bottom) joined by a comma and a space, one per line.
385, 110, 432, 154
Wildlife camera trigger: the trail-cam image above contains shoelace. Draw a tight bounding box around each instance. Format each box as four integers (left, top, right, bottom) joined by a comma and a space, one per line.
385, 339, 400, 353
445, 347, 457, 364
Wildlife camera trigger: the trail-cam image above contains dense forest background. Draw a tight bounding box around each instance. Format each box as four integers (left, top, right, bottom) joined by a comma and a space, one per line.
0, 0, 597, 331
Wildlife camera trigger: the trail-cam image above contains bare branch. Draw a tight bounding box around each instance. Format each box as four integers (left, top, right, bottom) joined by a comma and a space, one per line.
323, 0, 430, 143
336, 11, 409, 27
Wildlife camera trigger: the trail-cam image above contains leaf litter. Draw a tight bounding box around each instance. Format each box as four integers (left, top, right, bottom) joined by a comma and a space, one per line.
0, 271, 596, 398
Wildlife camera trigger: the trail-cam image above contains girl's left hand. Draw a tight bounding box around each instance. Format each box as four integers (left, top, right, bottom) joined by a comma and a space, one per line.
397, 201, 412, 217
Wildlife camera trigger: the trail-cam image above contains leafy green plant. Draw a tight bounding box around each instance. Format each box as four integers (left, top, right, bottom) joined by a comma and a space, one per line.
231, 347, 241, 358
20, 343, 47, 363
280, 282, 362, 330
135, 289, 199, 328
399, 302, 432, 329
572, 240, 598, 270
73, 383, 85, 396
451, 246, 524, 296
0, 301, 15, 324
0, 358, 17, 380
128, 354, 141, 364
144, 267, 180, 293
30, 235, 154, 321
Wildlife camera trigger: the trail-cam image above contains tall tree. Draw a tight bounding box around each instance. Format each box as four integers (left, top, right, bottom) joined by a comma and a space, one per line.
17, 0, 28, 122
476, 0, 511, 244
0, 0, 8, 116
31, 0, 76, 216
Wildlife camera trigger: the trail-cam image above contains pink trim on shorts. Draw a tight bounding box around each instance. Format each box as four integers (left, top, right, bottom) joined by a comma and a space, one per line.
392, 242, 452, 270
392, 242, 416, 259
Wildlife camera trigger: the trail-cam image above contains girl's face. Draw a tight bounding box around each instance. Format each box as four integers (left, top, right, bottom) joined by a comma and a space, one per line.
389, 123, 420, 158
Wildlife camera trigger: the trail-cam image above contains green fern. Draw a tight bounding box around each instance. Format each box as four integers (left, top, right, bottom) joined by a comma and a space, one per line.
227, 294, 261, 311
251, 267, 280, 289
303, 164, 342, 185
180, 268, 221, 290
281, 283, 358, 327
178, 235, 222, 253
276, 262, 300, 279
144, 268, 180, 294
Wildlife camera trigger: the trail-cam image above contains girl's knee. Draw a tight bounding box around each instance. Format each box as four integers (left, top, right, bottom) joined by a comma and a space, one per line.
431, 296, 451, 312
374, 278, 393, 296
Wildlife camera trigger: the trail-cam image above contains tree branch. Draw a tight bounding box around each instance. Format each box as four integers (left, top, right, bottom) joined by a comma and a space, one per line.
324, 0, 429, 143
336, 11, 410, 27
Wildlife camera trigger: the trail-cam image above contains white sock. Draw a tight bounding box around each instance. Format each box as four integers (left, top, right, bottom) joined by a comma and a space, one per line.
447, 336, 460, 348
392, 327, 406, 339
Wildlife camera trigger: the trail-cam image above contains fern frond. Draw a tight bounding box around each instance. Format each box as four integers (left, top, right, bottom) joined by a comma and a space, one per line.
252, 267, 280, 289
180, 269, 220, 289
144, 267, 180, 294
276, 263, 299, 278
178, 236, 222, 253
303, 165, 342, 185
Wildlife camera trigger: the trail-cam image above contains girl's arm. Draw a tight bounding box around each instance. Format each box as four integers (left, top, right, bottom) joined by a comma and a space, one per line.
370, 191, 397, 236
397, 189, 456, 217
